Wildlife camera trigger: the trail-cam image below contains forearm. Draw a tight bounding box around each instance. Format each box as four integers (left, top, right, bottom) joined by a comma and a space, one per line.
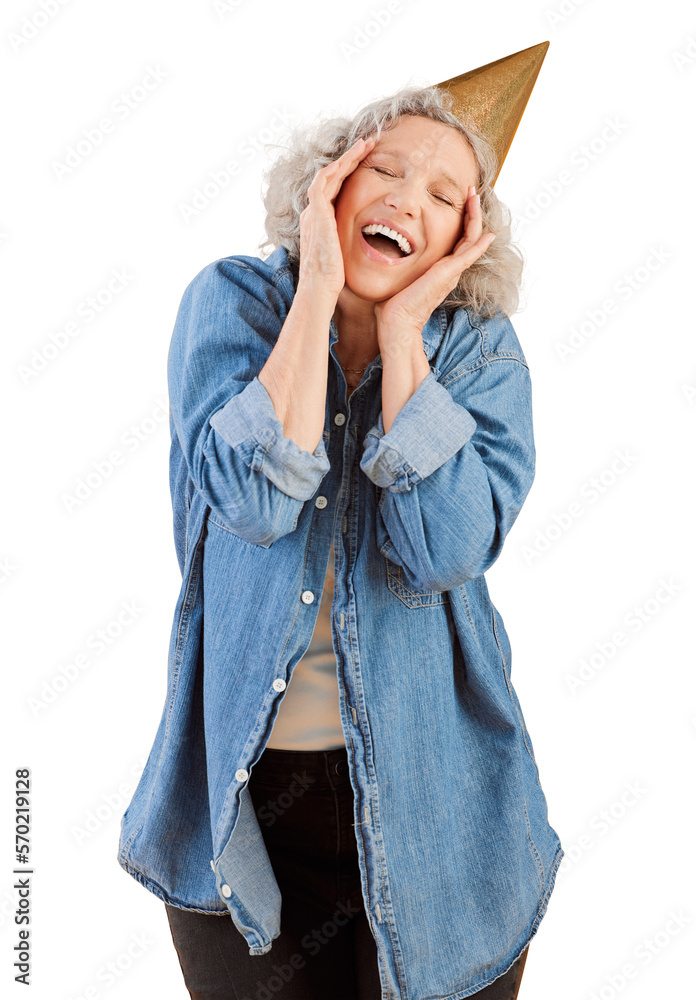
379, 326, 431, 434
258, 279, 337, 454
360, 347, 535, 592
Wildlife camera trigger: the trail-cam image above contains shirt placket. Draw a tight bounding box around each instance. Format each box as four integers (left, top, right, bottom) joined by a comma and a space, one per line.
328, 352, 390, 939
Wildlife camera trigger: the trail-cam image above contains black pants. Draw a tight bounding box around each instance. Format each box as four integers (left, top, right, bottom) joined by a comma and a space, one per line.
165, 745, 529, 999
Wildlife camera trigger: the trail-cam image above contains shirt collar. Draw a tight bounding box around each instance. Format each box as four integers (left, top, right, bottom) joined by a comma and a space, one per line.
328, 309, 446, 367
268, 245, 448, 367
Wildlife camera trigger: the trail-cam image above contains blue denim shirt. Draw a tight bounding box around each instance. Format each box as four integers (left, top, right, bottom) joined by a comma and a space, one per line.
117, 246, 564, 999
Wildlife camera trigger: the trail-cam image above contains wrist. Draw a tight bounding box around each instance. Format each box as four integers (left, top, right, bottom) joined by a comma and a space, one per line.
377, 323, 425, 363
295, 275, 340, 314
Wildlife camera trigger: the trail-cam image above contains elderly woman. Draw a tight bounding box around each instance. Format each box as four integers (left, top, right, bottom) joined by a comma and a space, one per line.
118, 82, 563, 1000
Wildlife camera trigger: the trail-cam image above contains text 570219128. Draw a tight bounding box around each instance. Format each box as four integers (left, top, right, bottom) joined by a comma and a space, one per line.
14, 767, 32, 986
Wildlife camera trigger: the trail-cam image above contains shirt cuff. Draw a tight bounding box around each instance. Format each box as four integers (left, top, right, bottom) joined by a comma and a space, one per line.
210, 376, 330, 501
360, 371, 476, 493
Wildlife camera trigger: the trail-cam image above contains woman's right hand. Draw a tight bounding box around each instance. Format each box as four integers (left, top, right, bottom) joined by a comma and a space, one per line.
298, 136, 376, 300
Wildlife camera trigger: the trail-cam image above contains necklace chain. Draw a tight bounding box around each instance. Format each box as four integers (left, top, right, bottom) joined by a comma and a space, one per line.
336, 334, 428, 388
336, 328, 374, 387
340, 361, 371, 389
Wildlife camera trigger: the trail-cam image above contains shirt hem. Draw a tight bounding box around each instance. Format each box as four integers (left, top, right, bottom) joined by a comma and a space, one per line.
436, 838, 565, 1000
121, 838, 564, 995
118, 855, 228, 916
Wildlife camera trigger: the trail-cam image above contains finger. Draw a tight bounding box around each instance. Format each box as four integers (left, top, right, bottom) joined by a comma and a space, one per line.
425, 236, 494, 303
460, 185, 483, 245
453, 227, 495, 255
443, 236, 495, 287
449, 185, 482, 252
403, 226, 495, 321
310, 138, 375, 190
339, 136, 376, 163
453, 233, 496, 268
310, 137, 376, 203
321, 138, 376, 204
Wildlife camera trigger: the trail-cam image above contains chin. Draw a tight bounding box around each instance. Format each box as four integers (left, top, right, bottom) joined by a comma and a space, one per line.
342, 265, 410, 303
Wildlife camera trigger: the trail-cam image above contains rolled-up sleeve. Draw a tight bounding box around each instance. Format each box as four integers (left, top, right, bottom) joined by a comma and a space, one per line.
359, 372, 476, 492
168, 259, 330, 547
359, 347, 535, 592
210, 376, 330, 501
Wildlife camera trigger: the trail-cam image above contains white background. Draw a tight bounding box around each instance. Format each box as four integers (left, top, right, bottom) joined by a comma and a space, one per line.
2, 1, 695, 997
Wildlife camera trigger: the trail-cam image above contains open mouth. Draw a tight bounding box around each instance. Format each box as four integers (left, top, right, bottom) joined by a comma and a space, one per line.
359, 227, 413, 265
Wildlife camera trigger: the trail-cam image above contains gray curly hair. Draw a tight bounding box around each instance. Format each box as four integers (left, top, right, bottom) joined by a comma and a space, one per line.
257, 84, 525, 319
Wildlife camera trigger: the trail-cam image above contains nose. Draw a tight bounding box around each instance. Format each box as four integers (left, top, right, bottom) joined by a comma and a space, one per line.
383, 176, 421, 218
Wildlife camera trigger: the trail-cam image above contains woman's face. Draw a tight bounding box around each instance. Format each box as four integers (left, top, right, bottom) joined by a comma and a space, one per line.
334, 115, 480, 305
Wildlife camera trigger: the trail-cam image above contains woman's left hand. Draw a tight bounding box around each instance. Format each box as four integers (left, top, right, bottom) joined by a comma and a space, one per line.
374, 186, 495, 353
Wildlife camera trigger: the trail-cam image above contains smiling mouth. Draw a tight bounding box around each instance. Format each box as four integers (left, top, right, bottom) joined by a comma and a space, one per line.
359, 230, 413, 265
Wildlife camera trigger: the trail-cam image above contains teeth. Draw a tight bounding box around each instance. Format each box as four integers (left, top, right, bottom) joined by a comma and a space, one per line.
361, 223, 412, 255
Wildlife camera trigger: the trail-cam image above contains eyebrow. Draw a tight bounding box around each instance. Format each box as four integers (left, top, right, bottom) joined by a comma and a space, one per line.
373, 149, 466, 195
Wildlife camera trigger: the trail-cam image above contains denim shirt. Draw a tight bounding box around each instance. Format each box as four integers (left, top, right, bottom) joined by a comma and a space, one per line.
117, 246, 564, 1000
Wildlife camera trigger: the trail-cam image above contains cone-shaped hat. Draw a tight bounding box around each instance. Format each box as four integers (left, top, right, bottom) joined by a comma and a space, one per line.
435, 41, 550, 187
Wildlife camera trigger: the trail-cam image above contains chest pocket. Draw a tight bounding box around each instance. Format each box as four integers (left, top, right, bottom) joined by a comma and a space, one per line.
385, 559, 450, 608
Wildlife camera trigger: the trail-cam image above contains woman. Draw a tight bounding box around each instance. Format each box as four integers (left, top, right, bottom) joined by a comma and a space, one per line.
118, 83, 563, 1000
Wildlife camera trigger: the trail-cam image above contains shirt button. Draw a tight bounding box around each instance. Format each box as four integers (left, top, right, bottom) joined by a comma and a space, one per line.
301, 590, 315, 604
315, 495, 327, 508
221, 884, 232, 898
235, 768, 249, 782
334, 413, 346, 426
273, 678, 286, 692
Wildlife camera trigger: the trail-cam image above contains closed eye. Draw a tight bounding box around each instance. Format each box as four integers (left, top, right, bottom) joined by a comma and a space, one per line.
371, 166, 453, 206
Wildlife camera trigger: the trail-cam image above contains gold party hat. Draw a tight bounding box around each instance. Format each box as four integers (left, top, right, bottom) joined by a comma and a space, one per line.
435, 41, 550, 187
